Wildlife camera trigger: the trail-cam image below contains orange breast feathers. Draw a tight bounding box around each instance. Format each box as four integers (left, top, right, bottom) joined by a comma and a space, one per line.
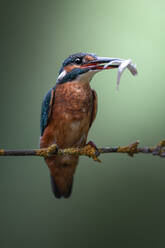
40, 81, 97, 150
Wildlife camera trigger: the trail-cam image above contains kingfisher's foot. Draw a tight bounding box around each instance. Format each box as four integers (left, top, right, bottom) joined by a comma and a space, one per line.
83, 141, 101, 162
86, 141, 100, 156
38, 144, 58, 158
47, 144, 59, 157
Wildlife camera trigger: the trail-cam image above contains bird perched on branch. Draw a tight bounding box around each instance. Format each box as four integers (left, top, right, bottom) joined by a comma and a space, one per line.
40, 52, 127, 198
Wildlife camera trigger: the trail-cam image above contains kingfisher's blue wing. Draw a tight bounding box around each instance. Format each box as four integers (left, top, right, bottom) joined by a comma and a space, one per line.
89, 89, 98, 128
40, 88, 55, 136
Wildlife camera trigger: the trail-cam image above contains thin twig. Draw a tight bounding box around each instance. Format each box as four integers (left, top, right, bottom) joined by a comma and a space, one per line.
0, 139, 165, 162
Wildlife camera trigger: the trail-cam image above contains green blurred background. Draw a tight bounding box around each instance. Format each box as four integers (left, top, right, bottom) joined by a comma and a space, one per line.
1, 0, 165, 247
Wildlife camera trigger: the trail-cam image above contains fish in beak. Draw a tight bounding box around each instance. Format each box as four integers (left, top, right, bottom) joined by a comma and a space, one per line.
82, 56, 138, 89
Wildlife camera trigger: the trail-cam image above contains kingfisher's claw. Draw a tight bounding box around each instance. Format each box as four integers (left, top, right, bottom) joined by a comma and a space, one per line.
85, 141, 101, 162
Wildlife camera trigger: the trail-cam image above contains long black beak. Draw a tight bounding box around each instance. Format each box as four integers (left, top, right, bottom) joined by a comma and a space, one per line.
82, 56, 125, 70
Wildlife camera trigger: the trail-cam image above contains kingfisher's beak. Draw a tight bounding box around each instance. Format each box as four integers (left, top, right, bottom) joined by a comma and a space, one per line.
81, 57, 125, 71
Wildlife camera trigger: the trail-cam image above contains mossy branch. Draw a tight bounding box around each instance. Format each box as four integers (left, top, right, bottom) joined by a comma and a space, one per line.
0, 139, 165, 162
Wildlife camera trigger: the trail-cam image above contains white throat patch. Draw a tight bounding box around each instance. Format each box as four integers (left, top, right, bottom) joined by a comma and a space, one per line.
57, 70, 67, 81
77, 70, 98, 82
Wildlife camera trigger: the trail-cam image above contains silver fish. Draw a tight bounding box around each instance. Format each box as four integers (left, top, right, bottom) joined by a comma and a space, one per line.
104, 58, 137, 89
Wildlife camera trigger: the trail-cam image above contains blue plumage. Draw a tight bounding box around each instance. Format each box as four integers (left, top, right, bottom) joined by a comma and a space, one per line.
57, 68, 89, 84
58, 52, 96, 75
40, 88, 53, 136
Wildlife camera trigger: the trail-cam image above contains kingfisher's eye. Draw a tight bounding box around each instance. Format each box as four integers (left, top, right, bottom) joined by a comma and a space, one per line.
74, 57, 82, 64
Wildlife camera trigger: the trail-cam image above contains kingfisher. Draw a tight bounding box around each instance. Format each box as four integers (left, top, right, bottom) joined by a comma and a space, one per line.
40, 52, 131, 198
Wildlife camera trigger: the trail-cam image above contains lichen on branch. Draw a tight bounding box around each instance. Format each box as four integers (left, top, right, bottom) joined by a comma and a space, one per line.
0, 139, 165, 162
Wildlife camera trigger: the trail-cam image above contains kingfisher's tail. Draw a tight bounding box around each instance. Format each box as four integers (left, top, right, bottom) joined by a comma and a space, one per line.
50, 175, 73, 198
45, 154, 79, 199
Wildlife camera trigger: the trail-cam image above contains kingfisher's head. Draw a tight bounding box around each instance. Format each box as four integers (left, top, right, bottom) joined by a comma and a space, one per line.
57, 52, 125, 84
